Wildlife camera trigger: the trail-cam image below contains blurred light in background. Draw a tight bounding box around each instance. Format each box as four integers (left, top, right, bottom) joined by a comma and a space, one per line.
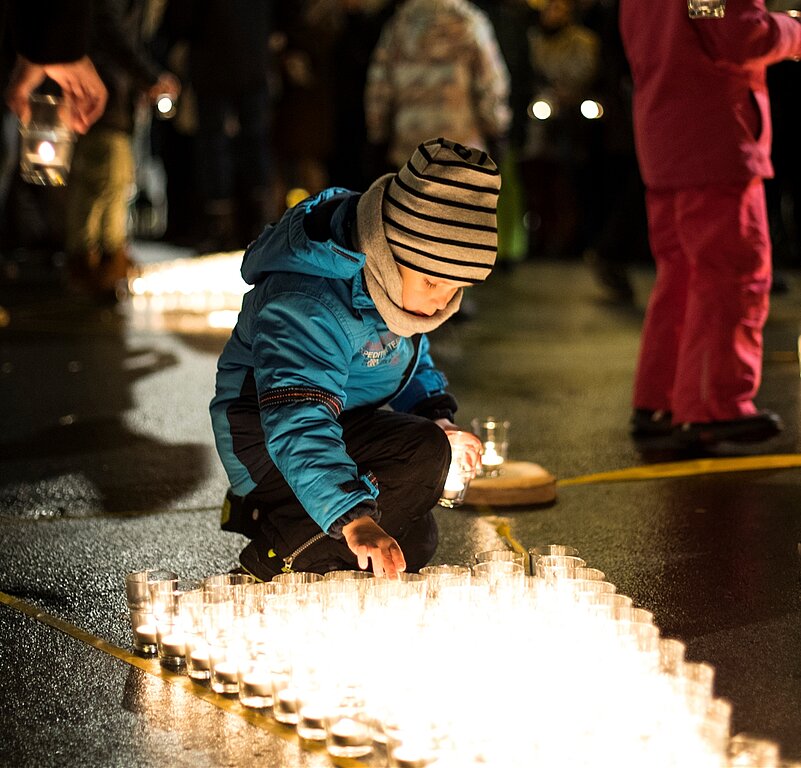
129, 253, 246, 332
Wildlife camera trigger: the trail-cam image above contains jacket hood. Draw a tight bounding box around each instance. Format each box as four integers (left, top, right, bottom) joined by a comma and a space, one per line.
241, 188, 365, 285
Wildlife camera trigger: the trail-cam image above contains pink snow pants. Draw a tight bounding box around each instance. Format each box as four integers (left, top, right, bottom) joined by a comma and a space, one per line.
633, 179, 772, 423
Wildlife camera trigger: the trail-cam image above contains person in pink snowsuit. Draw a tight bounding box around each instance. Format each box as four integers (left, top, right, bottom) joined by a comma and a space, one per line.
620, 0, 801, 445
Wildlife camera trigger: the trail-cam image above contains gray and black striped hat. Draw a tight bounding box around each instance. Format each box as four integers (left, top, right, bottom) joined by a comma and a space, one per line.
357, 138, 501, 284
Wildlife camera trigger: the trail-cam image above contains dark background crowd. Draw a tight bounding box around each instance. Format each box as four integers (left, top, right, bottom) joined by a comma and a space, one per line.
1, 0, 799, 304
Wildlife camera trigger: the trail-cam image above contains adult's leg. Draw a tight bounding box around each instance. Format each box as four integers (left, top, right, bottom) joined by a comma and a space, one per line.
632, 188, 690, 414
194, 92, 238, 250
65, 129, 111, 287
671, 180, 771, 422
238, 409, 450, 578
96, 131, 135, 296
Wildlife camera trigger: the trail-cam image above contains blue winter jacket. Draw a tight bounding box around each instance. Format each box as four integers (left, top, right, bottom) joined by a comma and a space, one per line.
210, 187, 457, 537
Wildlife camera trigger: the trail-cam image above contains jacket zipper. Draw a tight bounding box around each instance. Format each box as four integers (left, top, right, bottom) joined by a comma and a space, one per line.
282, 532, 327, 572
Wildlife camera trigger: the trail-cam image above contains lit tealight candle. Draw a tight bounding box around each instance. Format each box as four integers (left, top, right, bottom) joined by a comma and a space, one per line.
481, 440, 504, 469
240, 671, 272, 699
159, 632, 186, 658
391, 746, 434, 768
441, 470, 465, 500
134, 623, 157, 647
212, 660, 239, 686
299, 706, 327, 732
298, 705, 328, 741
329, 717, 369, 747
37, 141, 56, 163
189, 647, 210, 670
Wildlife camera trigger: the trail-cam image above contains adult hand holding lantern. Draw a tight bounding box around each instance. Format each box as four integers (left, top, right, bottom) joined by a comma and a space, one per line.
6, 54, 107, 134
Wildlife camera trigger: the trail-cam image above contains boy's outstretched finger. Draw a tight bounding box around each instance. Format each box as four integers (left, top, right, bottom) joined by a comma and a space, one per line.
370, 548, 385, 578
356, 546, 370, 571
385, 543, 406, 580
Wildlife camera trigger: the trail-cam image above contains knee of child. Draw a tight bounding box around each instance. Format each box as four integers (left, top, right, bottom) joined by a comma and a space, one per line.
401, 511, 439, 573
411, 418, 451, 476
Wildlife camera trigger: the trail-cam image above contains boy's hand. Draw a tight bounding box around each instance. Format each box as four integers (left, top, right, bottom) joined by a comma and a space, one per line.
434, 419, 482, 474
341, 516, 406, 579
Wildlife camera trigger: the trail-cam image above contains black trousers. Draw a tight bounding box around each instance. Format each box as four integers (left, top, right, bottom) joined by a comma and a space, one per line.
237, 408, 451, 578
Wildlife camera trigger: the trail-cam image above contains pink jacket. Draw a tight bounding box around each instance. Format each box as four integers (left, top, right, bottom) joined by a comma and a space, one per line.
619, 0, 801, 189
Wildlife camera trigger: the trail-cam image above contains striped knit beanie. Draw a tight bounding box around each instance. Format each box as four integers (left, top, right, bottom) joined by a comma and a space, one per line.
359, 138, 501, 284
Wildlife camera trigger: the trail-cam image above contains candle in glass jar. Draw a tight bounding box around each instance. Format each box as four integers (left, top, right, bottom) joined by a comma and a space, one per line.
35, 141, 57, 164
189, 647, 210, 670
299, 706, 327, 732
240, 671, 272, 699
297, 705, 328, 741
134, 623, 158, 646
329, 717, 369, 747
481, 440, 504, 468
213, 660, 239, 685
273, 687, 299, 724
391, 746, 434, 768
159, 632, 186, 658
441, 470, 465, 499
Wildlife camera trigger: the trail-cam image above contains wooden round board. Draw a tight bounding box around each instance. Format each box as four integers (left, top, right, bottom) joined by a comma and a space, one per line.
463, 460, 557, 507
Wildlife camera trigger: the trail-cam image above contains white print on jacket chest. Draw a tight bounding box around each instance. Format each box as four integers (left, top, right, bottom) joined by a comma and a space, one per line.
360, 333, 402, 367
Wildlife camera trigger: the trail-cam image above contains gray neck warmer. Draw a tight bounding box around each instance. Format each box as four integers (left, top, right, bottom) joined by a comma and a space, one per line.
355, 175, 462, 337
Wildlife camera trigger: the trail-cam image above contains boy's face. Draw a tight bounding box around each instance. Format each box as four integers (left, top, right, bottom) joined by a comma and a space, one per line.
397, 264, 471, 317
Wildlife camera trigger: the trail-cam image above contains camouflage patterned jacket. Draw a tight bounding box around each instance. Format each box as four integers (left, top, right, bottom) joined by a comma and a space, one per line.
365, 0, 512, 168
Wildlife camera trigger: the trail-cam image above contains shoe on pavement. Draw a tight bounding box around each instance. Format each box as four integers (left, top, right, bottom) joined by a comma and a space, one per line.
239, 538, 284, 582
676, 410, 784, 446
631, 408, 674, 438
220, 488, 263, 539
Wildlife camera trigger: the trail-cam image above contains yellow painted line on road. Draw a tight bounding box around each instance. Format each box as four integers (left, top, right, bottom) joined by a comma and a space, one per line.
0, 590, 361, 765
492, 519, 529, 560
558, 454, 801, 487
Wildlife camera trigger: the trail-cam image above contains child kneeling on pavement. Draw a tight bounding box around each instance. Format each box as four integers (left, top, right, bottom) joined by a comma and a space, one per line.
209, 138, 500, 580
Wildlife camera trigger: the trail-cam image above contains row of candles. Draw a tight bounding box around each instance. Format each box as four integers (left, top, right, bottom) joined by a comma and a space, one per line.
125, 545, 786, 768
128, 253, 249, 332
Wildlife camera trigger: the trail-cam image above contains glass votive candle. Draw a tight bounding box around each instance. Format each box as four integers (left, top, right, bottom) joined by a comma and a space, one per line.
680, 661, 716, 718
528, 544, 580, 576
699, 697, 732, 754
238, 614, 274, 709
204, 595, 243, 694
581, 589, 628, 622
534, 555, 586, 582
325, 691, 373, 759
150, 579, 200, 670
270, 571, 323, 592
177, 590, 210, 681
323, 569, 374, 582
474, 549, 527, 568
295, 682, 334, 742
471, 417, 510, 477
728, 733, 780, 768
129, 608, 158, 655
243, 581, 284, 615
208, 641, 243, 695
203, 572, 255, 618
419, 564, 471, 600
658, 637, 687, 678
437, 431, 477, 508
271, 665, 300, 725
19, 94, 76, 186
387, 731, 441, 768
125, 569, 177, 655
471, 560, 525, 590
574, 566, 606, 581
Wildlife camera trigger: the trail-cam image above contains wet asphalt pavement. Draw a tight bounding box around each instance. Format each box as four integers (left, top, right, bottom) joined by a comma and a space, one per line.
1, 245, 800, 767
